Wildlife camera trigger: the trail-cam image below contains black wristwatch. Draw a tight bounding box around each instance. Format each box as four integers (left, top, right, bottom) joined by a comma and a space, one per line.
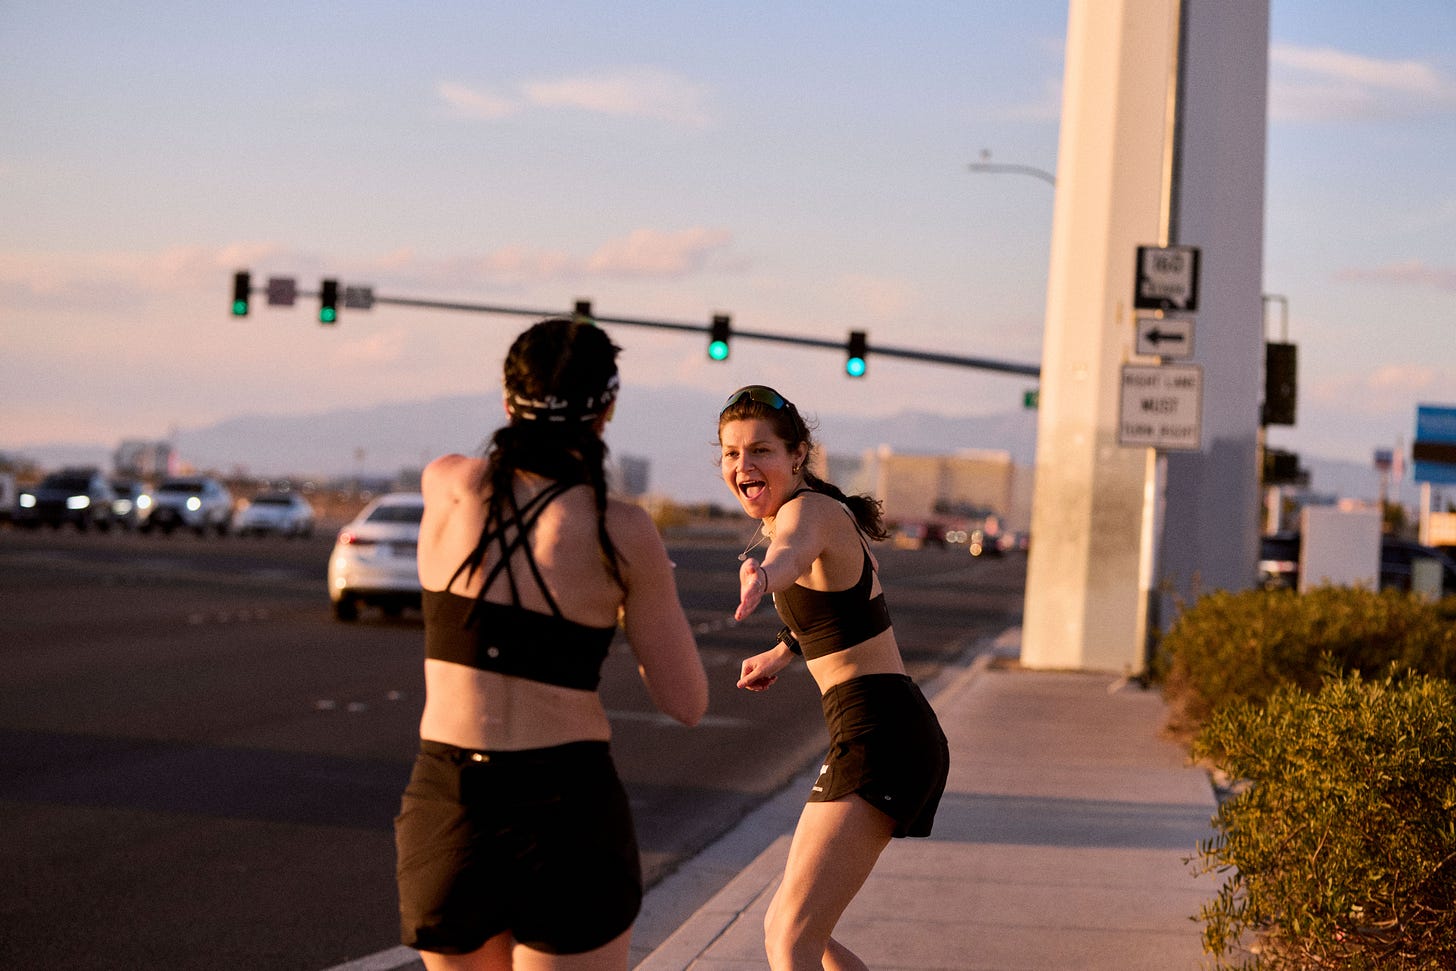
777, 626, 802, 657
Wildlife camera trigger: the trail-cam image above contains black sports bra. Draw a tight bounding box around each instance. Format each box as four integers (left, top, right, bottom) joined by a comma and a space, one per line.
423, 479, 616, 691
423, 590, 614, 691
771, 491, 892, 660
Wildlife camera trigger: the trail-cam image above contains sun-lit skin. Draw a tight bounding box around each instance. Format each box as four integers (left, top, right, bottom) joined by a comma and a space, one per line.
719, 418, 809, 523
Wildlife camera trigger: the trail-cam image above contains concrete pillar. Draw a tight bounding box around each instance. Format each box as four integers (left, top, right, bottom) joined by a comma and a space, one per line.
1022, 0, 1182, 672
1157, 2, 1269, 613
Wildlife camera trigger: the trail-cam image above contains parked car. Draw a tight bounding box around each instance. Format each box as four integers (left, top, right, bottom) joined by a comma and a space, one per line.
0, 472, 16, 524
141, 476, 234, 535
1258, 531, 1456, 595
1257, 531, 1302, 589
232, 491, 315, 538
108, 479, 151, 530
15, 468, 117, 531
327, 492, 424, 621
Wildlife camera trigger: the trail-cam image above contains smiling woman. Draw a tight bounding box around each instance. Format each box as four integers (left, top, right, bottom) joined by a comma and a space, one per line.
714, 384, 948, 971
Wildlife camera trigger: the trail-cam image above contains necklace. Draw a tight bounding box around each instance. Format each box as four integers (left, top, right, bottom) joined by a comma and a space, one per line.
738, 523, 768, 561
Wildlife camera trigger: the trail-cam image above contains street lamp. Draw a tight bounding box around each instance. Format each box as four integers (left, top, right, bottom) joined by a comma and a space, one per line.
966, 150, 1057, 188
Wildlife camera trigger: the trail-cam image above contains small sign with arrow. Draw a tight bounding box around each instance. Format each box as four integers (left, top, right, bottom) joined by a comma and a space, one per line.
1135, 315, 1194, 359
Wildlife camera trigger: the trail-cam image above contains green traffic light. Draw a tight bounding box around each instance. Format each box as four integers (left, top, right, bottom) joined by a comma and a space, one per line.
231, 270, 250, 316
318, 278, 338, 324
846, 356, 866, 377
708, 340, 730, 361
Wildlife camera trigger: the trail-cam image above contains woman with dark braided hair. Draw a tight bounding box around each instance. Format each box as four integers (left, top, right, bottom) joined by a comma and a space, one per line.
396, 318, 708, 970
717, 385, 949, 971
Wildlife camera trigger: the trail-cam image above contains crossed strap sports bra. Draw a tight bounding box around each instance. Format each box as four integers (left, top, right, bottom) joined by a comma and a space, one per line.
771, 490, 893, 661
423, 479, 615, 691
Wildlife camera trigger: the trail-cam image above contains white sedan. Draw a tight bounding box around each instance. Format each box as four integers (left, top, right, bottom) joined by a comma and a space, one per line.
327, 492, 424, 621
233, 491, 316, 538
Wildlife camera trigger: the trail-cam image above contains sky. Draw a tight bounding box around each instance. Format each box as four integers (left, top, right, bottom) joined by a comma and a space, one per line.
2, 1, 1453, 494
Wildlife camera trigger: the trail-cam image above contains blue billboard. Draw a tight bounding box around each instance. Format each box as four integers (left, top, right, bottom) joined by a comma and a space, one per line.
1413, 404, 1456, 485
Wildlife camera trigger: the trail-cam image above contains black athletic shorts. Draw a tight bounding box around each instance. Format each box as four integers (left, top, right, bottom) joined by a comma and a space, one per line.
809, 673, 950, 838
395, 739, 641, 955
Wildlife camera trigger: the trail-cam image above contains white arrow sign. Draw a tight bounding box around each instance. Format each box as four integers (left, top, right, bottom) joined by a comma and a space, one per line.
1135, 315, 1194, 359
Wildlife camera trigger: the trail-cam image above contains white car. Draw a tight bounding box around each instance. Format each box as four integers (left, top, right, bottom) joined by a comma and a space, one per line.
233, 491, 316, 538
139, 476, 234, 536
327, 492, 424, 621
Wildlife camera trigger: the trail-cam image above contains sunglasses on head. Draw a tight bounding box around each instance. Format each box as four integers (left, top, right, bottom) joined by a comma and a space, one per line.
720, 385, 787, 415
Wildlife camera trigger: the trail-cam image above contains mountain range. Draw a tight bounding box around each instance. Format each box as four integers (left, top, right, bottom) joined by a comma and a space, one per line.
10, 383, 1408, 509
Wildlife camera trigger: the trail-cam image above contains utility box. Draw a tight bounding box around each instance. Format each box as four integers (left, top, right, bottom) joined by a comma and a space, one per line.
1412, 558, 1445, 600
1299, 505, 1381, 593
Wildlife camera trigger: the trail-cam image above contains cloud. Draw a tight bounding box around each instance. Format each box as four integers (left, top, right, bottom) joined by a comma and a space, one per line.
0, 230, 736, 320
1270, 43, 1456, 121
836, 274, 916, 321
373, 228, 737, 285
523, 68, 710, 127
335, 330, 409, 366
0, 244, 289, 312
1310, 363, 1452, 415
585, 227, 733, 277
438, 68, 711, 127
1335, 260, 1456, 291
436, 81, 518, 120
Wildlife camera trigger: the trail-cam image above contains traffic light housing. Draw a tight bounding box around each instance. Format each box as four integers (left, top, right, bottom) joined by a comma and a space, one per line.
1263, 448, 1306, 486
319, 279, 339, 324
708, 315, 731, 361
845, 331, 868, 377
231, 271, 251, 316
1263, 342, 1296, 426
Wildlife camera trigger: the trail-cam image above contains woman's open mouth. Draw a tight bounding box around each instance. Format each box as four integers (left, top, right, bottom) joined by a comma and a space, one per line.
739, 478, 767, 501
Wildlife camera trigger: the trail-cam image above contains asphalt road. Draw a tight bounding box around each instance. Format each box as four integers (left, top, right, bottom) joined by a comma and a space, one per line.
0, 524, 1024, 971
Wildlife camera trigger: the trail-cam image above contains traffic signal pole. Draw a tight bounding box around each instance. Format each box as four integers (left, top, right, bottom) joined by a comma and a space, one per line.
236, 279, 1041, 379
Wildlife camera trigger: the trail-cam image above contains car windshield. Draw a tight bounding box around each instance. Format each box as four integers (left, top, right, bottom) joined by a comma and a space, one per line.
253, 495, 294, 506
159, 482, 204, 494
43, 475, 93, 490
366, 504, 423, 525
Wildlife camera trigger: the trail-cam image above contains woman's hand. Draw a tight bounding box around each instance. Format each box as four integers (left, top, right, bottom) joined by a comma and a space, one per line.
736, 557, 768, 621
737, 644, 792, 692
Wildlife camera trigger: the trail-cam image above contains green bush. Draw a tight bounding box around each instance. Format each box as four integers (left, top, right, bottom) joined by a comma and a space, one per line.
1158, 587, 1456, 736
1191, 671, 1456, 969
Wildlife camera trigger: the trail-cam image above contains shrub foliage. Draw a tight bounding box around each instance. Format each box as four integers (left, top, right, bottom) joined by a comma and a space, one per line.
1159, 587, 1456, 737
1192, 672, 1456, 969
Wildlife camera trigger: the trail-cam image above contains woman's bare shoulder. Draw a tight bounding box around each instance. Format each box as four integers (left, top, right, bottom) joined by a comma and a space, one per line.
604, 496, 660, 544
423, 454, 486, 492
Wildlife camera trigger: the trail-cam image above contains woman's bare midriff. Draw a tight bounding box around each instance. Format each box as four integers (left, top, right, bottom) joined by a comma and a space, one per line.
419, 659, 613, 751
802, 628, 906, 695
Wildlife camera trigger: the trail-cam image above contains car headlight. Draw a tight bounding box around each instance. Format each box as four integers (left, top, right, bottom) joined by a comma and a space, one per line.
19, 493, 35, 508
186, 497, 202, 512
67, 496, 91, 510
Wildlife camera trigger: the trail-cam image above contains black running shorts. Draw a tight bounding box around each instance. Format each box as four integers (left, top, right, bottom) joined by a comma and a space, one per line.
395, 739, 642, 955
809, 673, 950, 838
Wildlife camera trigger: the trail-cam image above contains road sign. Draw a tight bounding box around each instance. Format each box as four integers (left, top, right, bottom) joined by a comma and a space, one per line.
1135, 315, 1194, 359
1134, 245, 1200, 311
343, 286, 374, 310
265, 276, 297, 307
1118, 363, 1203, 450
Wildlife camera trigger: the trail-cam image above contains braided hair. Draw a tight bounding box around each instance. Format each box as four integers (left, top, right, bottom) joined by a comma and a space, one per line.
717, 385, 887, 541
455, 318, 626, 591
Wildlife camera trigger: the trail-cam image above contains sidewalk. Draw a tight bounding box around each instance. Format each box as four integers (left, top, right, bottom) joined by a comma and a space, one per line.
330, 629, 1220, 971
633, 630, 1219, 970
